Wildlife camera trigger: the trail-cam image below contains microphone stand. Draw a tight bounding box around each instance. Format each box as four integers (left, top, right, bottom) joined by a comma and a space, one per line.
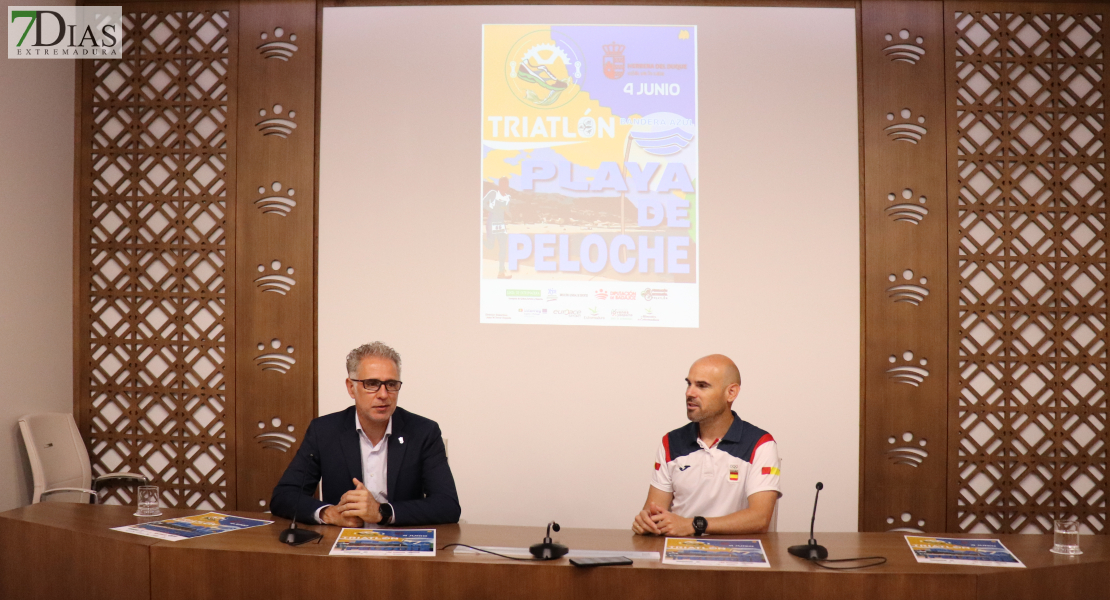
529, 521, 569, 560
788, 482, 828, 560
280, 453, 323, 546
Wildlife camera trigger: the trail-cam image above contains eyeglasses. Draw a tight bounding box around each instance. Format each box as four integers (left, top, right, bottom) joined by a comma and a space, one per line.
350, 378, 403, 393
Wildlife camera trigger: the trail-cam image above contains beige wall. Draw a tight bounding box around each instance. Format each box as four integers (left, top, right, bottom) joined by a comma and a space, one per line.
0, 0, 76, 511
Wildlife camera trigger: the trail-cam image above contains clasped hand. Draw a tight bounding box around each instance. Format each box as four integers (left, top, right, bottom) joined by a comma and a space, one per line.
323, 478, 381, 527
632, 502, 694, 536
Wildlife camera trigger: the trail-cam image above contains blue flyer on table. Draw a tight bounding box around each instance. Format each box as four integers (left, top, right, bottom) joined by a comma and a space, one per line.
330, 528, 437, 557
662, 538, 770, 568
905, 536, 1025, 568
112, 512, 273, 541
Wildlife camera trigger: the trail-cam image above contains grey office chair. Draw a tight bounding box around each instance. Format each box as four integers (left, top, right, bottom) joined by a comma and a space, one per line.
18, 412, 148, 504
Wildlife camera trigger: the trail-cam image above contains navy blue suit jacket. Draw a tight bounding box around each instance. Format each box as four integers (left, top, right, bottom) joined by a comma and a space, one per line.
270, 406, 461, 526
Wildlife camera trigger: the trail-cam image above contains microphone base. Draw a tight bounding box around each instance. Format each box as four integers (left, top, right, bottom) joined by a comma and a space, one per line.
529, 542, 569, 560
788, 543, 828, 561
280, 527, 322, 546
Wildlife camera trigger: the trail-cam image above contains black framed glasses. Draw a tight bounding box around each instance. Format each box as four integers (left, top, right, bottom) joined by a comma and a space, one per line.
350, 378, 403, 393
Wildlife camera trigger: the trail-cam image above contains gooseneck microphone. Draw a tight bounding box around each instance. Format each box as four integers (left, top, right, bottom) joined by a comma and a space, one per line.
788, 482, 828, 560
280, 453, 324, 546
529, 521, 569, 560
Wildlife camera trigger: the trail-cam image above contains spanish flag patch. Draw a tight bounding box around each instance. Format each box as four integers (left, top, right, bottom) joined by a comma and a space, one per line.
729, 468, 739, 481
761, 466, 781, 476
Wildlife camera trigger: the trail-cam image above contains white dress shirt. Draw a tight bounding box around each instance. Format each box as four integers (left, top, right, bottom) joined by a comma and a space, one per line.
314, 414, 394, 524
357, 414, 391, 505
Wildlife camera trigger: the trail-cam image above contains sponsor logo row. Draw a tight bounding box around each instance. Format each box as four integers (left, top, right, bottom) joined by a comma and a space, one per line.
486, 306, 662, 322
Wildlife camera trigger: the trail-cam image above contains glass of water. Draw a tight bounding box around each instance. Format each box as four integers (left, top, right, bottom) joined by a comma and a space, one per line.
1050, 519, 1081, 555
134, 485, 162, 517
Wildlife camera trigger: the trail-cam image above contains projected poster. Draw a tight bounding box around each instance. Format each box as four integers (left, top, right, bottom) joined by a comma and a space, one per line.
481, 25, 697, 327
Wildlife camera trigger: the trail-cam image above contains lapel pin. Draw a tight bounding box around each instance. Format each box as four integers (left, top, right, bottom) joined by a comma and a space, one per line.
399, 437, 404, 444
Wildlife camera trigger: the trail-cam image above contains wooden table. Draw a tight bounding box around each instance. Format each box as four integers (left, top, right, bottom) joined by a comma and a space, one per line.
1, 503, 1107, 600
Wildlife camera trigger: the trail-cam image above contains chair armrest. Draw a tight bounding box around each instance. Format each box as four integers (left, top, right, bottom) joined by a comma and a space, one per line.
41, 487, 99, 504
94, 472, 149, 485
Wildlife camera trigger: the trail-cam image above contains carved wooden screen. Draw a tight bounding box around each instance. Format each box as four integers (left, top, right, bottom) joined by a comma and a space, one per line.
233, 0, 318, 511
77, 4, 239, 509
947, 4, 1108, 534
859, 0, 950, 534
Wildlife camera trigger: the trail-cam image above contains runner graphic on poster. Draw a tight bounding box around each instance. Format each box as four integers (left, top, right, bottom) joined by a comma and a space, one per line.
481, 25, 698, 327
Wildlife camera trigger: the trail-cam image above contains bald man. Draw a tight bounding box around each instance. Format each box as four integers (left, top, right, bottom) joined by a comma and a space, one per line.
632, 355, 781, 536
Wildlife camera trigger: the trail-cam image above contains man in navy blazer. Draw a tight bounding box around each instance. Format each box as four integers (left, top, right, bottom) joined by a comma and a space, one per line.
271, 342, 461, 526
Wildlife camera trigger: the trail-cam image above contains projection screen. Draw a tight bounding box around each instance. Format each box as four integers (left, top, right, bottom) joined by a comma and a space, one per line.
319, 5, 861, 532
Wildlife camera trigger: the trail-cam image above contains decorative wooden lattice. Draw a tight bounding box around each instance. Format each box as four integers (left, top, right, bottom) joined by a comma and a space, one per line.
82, 9, 235, 509
951, 9, 1108, 533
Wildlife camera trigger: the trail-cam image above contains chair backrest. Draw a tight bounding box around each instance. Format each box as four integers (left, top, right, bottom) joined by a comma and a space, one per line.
18, 413, 94, 504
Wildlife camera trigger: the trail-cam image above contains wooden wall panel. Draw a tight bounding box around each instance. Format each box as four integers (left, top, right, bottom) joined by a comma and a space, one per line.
860, 1, 950, 533
77, 2, 239, 509
234, 0, 318, 511
946, 2, 1108, 534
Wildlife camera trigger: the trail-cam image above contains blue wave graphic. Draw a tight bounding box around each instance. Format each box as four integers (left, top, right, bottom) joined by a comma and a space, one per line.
630, 128, 694, 156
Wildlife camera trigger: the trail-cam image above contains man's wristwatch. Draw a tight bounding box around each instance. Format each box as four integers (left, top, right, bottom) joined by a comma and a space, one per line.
378, 503, 393, 525
692, 516, 708, 536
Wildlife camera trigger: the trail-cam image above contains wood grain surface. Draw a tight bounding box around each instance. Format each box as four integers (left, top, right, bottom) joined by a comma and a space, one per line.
858, 0, 950, 535
0, 503, 156, 600
2, 504, 1106, 600
234, 0, 319, 513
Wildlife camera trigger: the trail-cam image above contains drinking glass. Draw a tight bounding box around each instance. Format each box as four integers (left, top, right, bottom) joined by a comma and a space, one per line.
134, 485, 162, 517
1050, 519, 1081, 555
